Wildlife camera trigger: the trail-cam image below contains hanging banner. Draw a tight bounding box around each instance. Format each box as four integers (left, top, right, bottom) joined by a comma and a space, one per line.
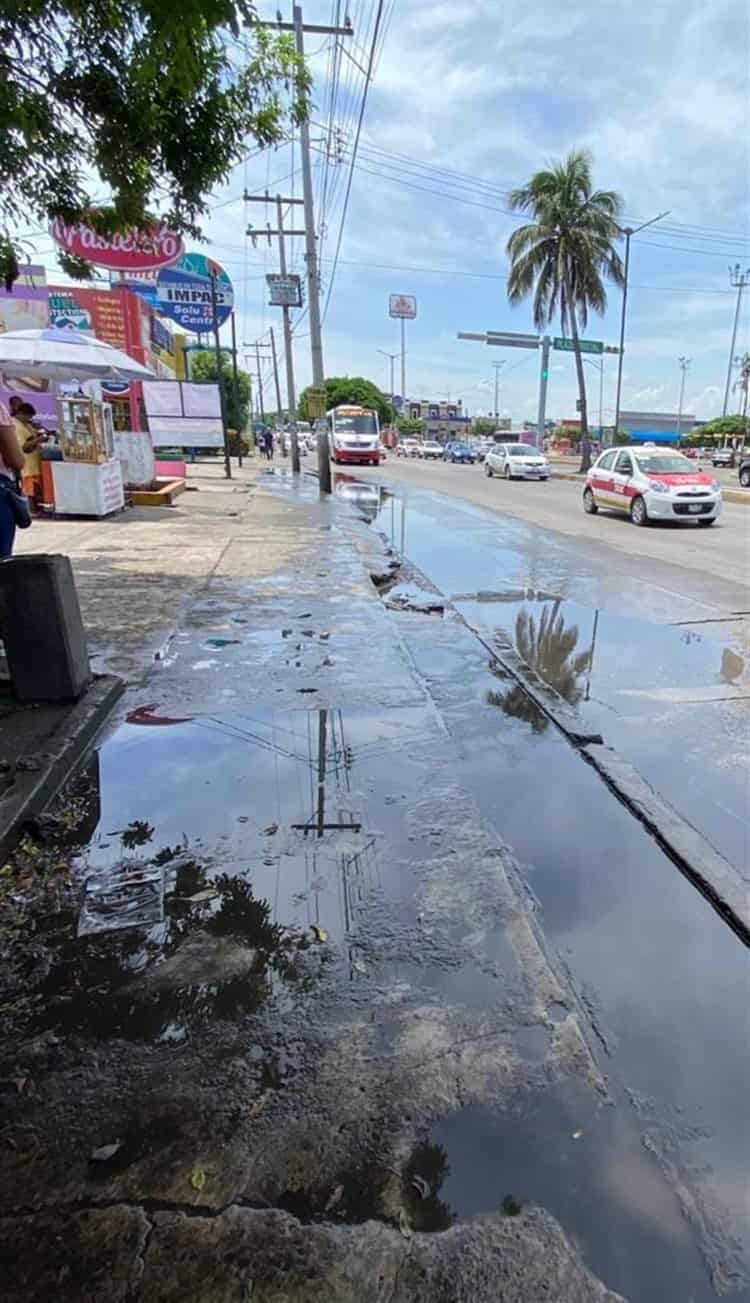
155, 253, 233, 333
49, 220, 183, 272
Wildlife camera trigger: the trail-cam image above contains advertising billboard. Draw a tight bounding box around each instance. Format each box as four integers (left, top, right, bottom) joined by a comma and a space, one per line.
267, 273, 302, 307
142, 379, 223, 447
50, 220, 184, 272
48, 286, 129, 351
156, 253, 233, 333
389, 294, 417, 319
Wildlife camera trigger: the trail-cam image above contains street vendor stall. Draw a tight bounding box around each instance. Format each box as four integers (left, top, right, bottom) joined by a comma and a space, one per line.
0, 326, 155, 517
51, 395, 124, 517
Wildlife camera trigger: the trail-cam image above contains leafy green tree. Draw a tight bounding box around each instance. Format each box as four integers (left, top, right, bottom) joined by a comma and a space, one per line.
472, 418, 498, 437
0, 4, 309, 287
298, 376, 393, 426
396, 417, 426, 437
506, 150, 624, 470
191, 351, 252, 432
686, 415, 746, 445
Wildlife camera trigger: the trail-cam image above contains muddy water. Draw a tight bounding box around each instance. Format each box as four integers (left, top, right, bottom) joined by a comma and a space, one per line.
371, 484, 750, 874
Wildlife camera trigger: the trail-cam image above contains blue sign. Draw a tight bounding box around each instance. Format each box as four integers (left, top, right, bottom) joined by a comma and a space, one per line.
155, 252, 233, 333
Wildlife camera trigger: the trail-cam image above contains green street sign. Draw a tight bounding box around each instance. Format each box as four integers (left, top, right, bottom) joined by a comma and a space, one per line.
553, 337, 604, 354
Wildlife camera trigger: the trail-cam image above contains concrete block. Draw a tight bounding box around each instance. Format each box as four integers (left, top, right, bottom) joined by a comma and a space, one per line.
0, 553, 91, 701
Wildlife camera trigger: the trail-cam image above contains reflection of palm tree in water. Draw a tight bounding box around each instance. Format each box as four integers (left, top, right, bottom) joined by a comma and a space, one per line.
487, 599, 592, 730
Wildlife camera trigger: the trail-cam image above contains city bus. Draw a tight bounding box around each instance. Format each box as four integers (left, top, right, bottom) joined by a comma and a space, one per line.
327, 405, 381, 465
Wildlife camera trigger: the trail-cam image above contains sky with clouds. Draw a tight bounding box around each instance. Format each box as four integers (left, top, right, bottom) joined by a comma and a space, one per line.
25, 0, 750, 424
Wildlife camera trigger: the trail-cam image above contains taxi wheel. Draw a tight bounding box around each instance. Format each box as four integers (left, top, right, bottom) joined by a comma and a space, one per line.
583, 487, 597, 514
740, 468, 750, 487
630, 495, 649, 526
504, 464, 512, 479
697, 518, 716, 527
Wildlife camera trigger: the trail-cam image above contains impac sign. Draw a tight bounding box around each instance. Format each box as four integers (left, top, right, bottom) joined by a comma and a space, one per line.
156, 253, 234, 333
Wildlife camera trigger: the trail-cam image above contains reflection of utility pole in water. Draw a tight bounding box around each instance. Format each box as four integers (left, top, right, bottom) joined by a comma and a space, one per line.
400, 497, 406, 555
316, 708, 327, 837
585, 608, 599, 702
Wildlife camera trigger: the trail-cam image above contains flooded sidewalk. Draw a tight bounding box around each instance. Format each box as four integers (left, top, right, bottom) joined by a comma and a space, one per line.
1, 471, 748, 1301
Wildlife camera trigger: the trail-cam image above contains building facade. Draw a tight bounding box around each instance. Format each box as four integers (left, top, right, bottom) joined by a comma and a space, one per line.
407, 398, 471, 442
620, 410, 697, 444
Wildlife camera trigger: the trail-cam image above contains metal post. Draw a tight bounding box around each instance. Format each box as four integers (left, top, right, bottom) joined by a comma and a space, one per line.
210, 271, 231, 479
599, 357, 604, 441
614, 229, 630, 441
255, 343, 265, 423
400, 317, 406, 400
537, 336, 550, 450
230, 310, 242, 467
723, 268, 748, 416
294, 4, 331, 494
493, 360, 504, 421
677, 356, 691, 438
277, 194, 299, 473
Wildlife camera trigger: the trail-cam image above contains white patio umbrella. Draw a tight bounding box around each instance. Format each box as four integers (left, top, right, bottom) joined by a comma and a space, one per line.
0, 326, 155, 382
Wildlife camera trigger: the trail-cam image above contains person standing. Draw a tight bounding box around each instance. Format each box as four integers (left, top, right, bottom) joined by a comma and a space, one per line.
0, 398, 25, 558
15, 402, 45, 509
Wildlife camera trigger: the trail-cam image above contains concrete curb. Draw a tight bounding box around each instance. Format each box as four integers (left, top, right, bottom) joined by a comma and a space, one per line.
551, 467, 750, 504
462, 626, 750, 946
0, 674, 124, 858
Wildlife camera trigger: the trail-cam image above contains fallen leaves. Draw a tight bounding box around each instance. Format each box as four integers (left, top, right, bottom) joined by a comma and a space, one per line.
248, 1090, 271, 1119
324, 1184, 344, 1213
310, 924, 328, 944
190, 1165, 206, 1193
398, 1209, 413, 1240
178, 888, 219, 904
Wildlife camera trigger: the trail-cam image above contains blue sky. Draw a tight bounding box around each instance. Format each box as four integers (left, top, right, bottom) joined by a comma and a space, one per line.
24, 0, 750, 423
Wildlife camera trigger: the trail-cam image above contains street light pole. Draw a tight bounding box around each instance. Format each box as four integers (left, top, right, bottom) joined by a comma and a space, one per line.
677, 356, 691, 439
492, 360, 505, 421
723, 266, 750, 416
613, 210, 670, 439
377, 349, 399, 412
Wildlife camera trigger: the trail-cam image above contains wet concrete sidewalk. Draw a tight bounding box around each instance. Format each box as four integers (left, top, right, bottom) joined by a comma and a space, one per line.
1, 470, 748, 1301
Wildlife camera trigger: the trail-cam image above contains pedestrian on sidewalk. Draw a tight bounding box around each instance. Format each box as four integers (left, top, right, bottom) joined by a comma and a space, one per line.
15, 401, 46, 510
263, 426, 274, 461
0, 397, 26, 558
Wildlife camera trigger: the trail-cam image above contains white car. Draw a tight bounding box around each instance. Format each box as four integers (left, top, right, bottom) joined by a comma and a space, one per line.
583, 446, 722, 526
485, 442, 549, 480
396, 438, 420, 458
418, 440, 444, 459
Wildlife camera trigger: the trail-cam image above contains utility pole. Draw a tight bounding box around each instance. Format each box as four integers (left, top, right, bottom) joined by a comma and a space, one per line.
254, 342, 266, 424
251, 9, 353, 493
677, 356, 691, 439
269, 328, 283, 422
277, 194, 299, 472
378, 349, 398, 418
400, 317, 406, 403
209, 270, 231, 479
230, 310, 242, 468
245, 192, 305, 472
723, 266, 750, 416
492, 360, 505, 421
614, 211, 670, 438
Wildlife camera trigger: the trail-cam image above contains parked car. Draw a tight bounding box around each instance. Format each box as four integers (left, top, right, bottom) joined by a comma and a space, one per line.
485, 442, 549, 480
738, 456, 750, 488
443, 441, 475, 464
583, 445, 722, 526
712, 447, 736, 468
418, 440, 444, 460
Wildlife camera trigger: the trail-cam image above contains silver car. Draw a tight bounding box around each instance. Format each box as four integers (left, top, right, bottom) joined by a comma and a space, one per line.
485, 442, 549, 480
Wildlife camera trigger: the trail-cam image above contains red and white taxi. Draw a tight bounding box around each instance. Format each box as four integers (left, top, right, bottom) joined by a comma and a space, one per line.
583, 446, 722, 527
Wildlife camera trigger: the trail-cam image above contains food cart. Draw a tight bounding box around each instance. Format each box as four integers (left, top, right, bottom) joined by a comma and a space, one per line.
49, 395, 125, 516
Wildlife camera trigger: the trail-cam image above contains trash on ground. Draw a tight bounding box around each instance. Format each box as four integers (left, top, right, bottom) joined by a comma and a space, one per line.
90, 1141, 121, 1162
190, 1165, 206, 1192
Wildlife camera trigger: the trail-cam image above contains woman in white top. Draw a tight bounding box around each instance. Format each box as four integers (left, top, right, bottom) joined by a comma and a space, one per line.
0, 398, 25, 558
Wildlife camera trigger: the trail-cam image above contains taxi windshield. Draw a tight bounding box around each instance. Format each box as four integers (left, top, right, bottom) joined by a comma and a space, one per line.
507, 444, 538, 456
635, 452, 692, 473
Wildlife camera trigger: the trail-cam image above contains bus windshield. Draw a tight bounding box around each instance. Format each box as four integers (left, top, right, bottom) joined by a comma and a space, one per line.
333, 412, 378, 435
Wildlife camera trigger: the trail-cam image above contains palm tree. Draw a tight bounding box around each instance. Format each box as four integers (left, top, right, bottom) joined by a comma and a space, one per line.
506, 150, 625, 471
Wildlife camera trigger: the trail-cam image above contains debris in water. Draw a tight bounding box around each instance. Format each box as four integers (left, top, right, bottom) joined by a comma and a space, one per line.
190, 1165, 206, 1193
126, 704, 193, 726
410, 1175, 431, 1200
206, 638, 241, 648
177, 888, 219, 904
91, 1141, 121, 1163
263, 823, 279, 836
572, 1130, 584, 1140
249, 1090, 271, 1120
78, 858, 164, 937
325, 1184, 344, 1213
310, 924, 328, 943
398, 1209, 413, 1240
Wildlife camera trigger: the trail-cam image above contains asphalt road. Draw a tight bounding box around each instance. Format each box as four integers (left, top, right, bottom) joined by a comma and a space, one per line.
350, 456, 750, 595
